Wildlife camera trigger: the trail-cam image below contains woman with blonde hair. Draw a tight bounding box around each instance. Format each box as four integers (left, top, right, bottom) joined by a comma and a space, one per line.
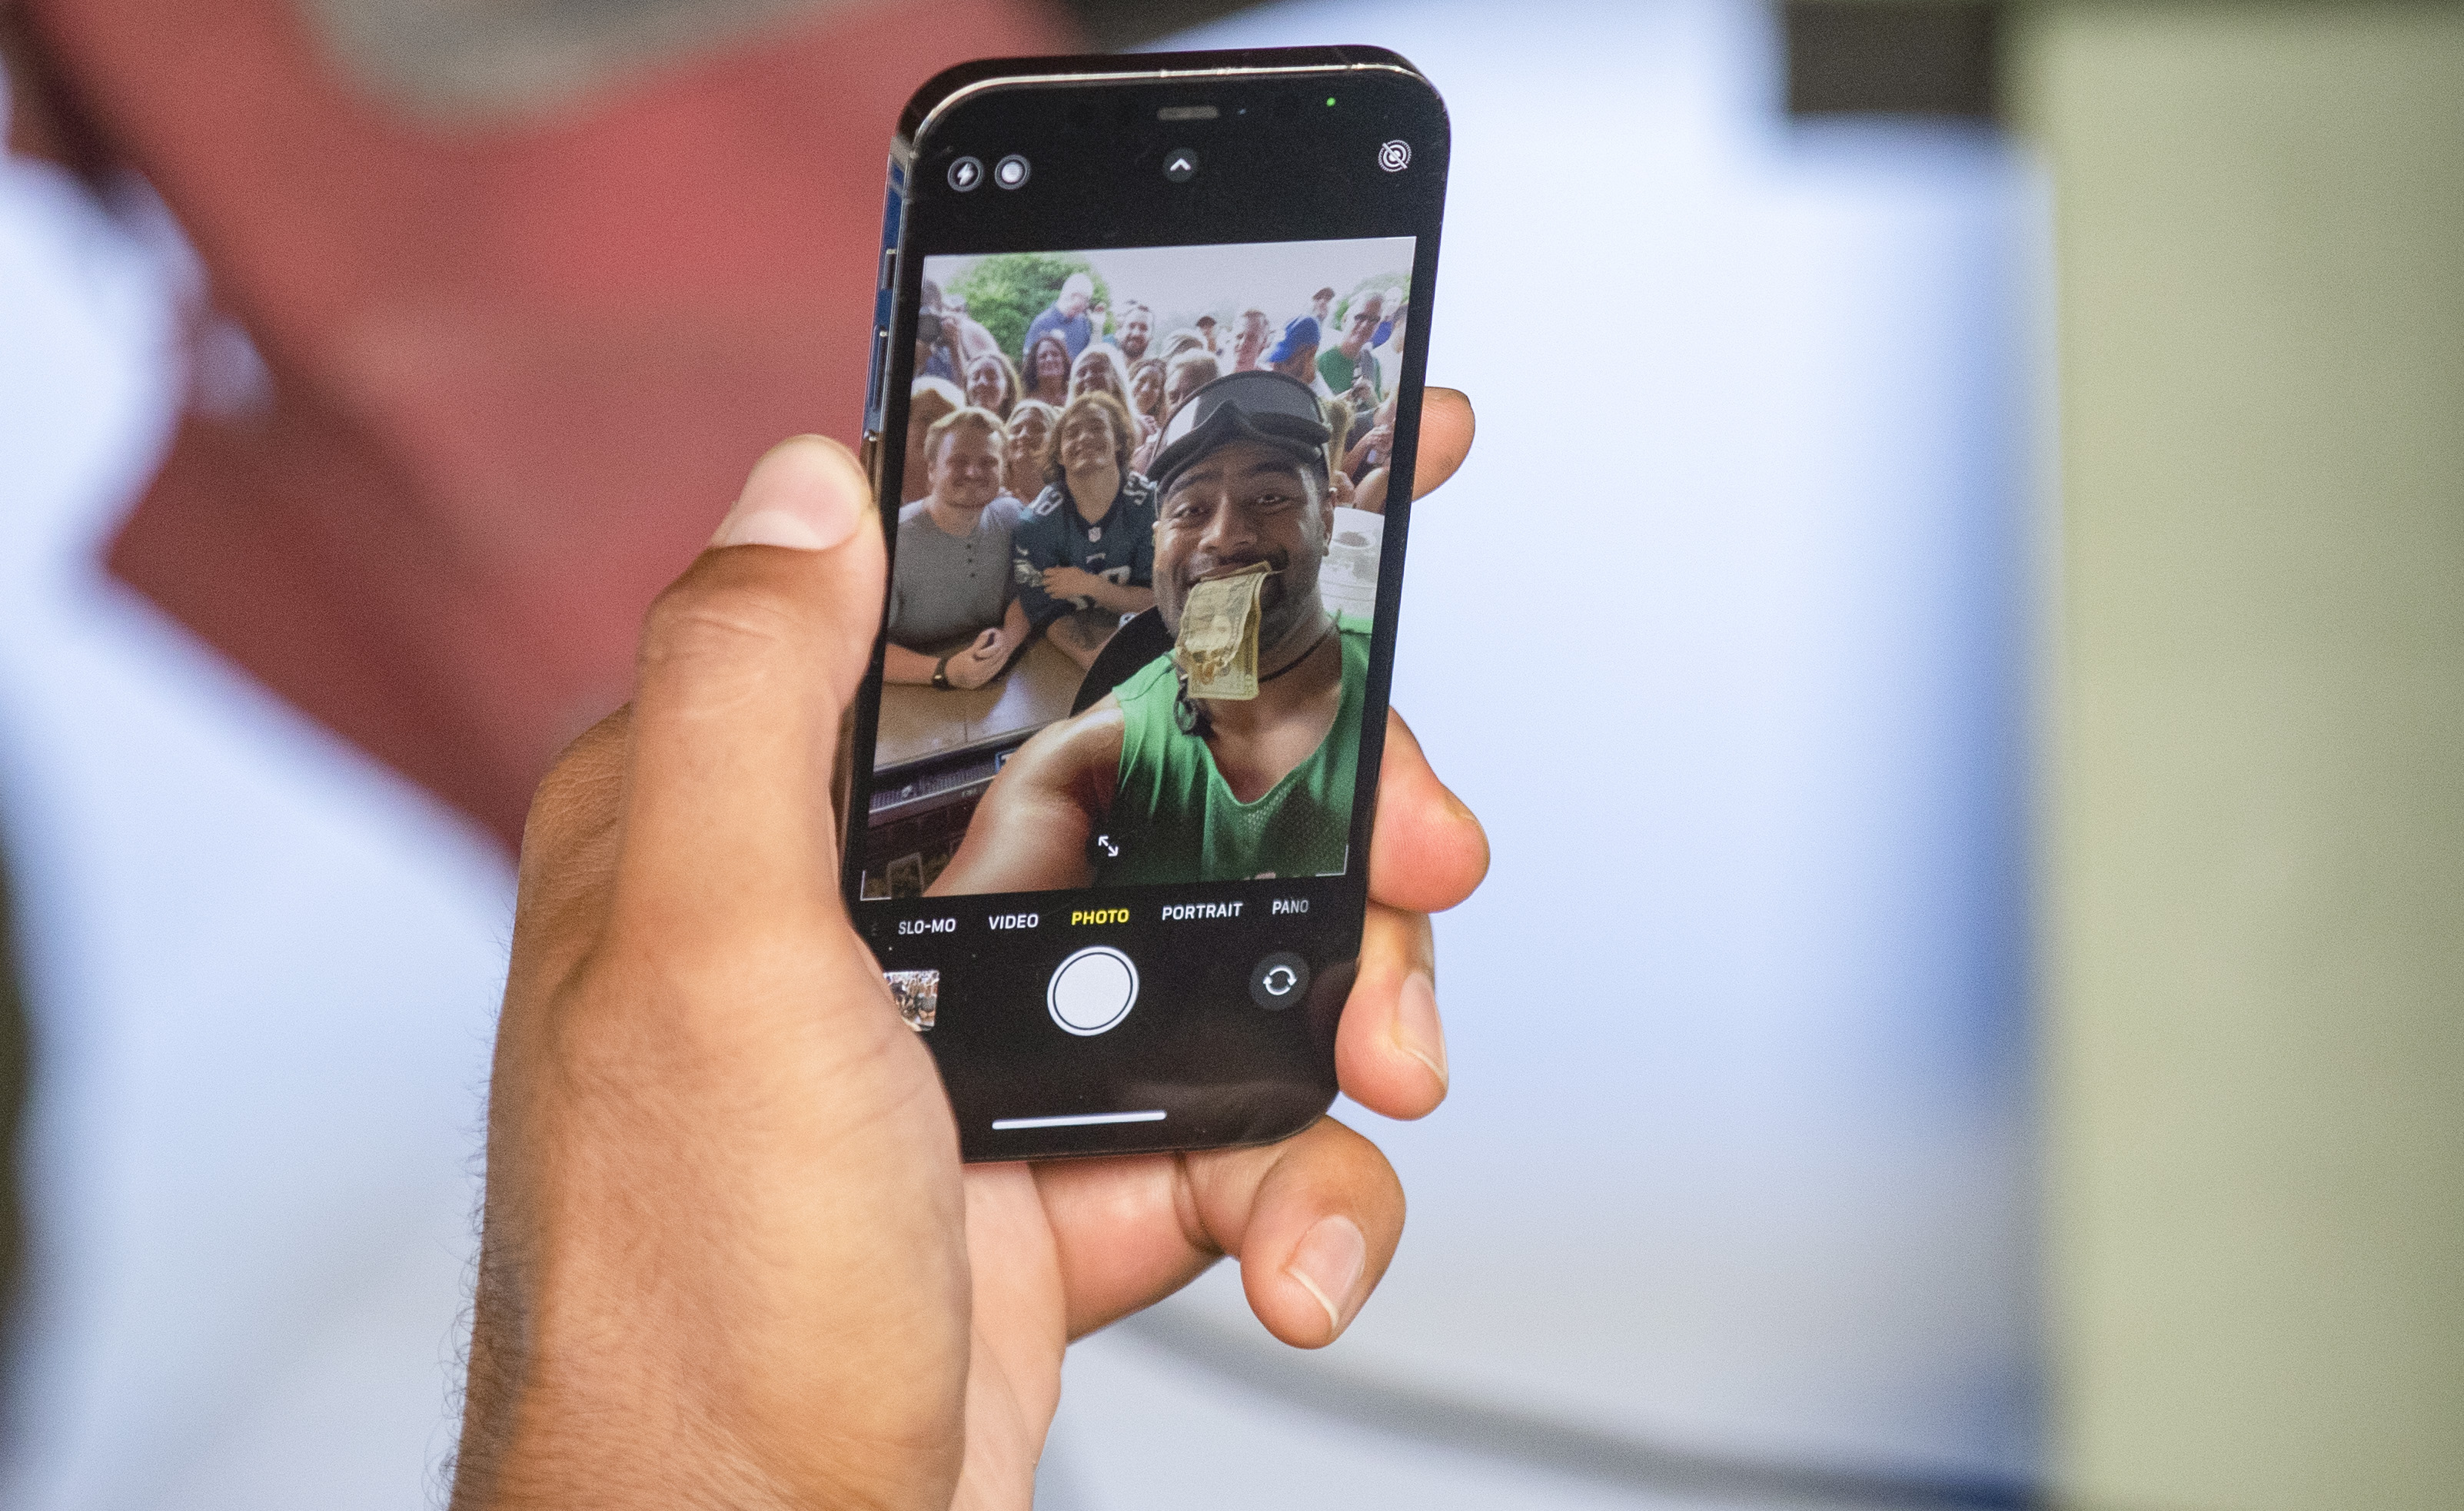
1122, 355, 1169, 475
1003, 398, 1057, 500
1345, 388, 1401, 513
1126, 355, 1167, 431
963, 349, 1020, 422
1066, 341, 1133, 411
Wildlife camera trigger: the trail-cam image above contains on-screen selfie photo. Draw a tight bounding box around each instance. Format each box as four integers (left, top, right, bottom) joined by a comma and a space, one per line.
863, 236, 1415, 899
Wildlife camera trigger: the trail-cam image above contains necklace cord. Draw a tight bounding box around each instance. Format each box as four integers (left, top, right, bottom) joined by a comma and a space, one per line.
1256, 616, 1337, 686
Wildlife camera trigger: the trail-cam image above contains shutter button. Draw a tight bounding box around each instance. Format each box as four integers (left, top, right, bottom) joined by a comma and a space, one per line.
1049, 947, 1139, 1035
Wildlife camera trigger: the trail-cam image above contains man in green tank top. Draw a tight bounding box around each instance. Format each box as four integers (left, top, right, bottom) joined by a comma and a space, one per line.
930, 371, 1368, 894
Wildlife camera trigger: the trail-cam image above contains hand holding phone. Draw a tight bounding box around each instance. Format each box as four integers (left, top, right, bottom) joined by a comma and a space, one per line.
453, 417, 1482, 1503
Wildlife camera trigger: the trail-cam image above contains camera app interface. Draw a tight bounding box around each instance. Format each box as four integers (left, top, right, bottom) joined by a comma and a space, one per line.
864, 235, 1415, 902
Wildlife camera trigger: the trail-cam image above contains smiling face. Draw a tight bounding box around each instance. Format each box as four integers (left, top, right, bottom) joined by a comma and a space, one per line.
1006, 404, 1055, 485
929, 420, 1006, 512
1153, 439, 1331, 642
1032, 337, 1070, 385
1230, 312, 1271, 370
1054, 403, 1122, 477
1344, 305, 1378, 351
1071, 347, 1121, 400
1058, 274, 1093, 318
966, 355, 1008, 412
1130, 360, 1166, 417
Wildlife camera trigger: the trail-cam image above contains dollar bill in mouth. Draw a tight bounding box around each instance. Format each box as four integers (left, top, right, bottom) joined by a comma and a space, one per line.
1172, 560, 1272, 702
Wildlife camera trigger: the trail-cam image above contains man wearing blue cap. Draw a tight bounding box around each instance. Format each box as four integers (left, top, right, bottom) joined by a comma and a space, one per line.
1268, 314, 1335, 397
929, 370, 1371, 892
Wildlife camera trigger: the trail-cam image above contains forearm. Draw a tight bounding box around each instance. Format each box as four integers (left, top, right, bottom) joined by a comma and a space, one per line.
884, 642, 943, 685
928, 721, 1109, 895
452, 1274, 936, 1511
932, 820, 1096, 894
1087, 582, 1154, 615
452, 1367, 788, 1511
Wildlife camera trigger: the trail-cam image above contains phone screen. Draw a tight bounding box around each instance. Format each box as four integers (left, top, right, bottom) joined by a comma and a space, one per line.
847, 55, 1446, 1159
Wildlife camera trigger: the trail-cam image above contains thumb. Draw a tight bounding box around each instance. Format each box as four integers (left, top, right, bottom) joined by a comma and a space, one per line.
610, 436, 884, 945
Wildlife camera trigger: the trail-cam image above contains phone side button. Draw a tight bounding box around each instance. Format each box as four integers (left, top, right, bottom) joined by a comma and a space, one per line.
863, 327, 891, 429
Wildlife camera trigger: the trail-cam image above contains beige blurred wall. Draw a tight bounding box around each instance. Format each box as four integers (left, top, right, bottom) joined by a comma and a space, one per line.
2010, 3, 2464, 1507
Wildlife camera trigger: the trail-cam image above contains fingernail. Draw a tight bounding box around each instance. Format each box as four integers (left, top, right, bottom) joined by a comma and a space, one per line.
1286, 1214, 1368, 1337
1395, 970, 1448, 1091
712, 436, 867, 552
1444, 786, 1483, 833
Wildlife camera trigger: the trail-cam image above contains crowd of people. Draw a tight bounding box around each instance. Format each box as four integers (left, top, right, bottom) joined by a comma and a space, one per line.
886, 267, 1410, 690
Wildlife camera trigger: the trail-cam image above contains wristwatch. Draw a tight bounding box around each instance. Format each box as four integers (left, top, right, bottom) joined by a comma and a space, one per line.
932, 655, 953, 690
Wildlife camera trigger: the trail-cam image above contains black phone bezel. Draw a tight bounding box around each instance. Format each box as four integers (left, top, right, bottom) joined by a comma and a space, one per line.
850, 50, 1449, 1162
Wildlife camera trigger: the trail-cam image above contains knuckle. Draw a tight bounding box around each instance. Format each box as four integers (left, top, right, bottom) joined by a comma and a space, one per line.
599, 886, 845, 1003
524, 712, 627, 842
637, 563, 811, 689
509, 717, 627, 946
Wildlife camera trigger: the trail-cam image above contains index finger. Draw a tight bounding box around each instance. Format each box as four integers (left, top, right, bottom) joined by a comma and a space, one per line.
1367, 710, 1488, 915
1411, 387, 1474, 500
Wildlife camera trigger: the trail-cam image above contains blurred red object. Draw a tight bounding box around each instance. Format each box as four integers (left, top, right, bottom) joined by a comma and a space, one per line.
18, 0, 1072, 845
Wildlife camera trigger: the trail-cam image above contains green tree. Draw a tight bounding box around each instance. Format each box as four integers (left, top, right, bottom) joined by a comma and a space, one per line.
944, 252, 1112, 364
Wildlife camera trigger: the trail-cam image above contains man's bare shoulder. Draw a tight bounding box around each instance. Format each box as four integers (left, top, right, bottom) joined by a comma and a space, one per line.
1005, 696, 1128, 789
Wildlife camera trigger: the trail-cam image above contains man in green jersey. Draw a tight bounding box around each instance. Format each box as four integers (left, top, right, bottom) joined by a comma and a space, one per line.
1317, 294, 1386, 405
930, 371, 1368, 893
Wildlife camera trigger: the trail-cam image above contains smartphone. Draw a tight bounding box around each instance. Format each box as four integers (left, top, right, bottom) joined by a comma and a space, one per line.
847, 47, 1448, 1161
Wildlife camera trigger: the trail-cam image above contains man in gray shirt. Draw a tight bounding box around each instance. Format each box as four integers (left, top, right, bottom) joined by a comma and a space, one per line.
885, 407, 1029, 689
